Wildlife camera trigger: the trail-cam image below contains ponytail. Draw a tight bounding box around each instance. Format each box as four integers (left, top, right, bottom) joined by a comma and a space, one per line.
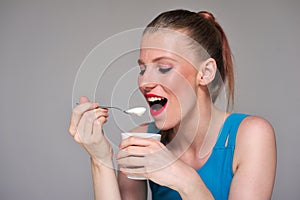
145, 9, 235, 109
198, 11, 235, 107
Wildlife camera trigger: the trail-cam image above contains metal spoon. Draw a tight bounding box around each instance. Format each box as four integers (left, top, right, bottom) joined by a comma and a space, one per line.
76, 103, 146, 116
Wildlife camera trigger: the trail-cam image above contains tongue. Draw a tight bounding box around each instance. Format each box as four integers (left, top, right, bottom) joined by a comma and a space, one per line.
151, 104, 163, 111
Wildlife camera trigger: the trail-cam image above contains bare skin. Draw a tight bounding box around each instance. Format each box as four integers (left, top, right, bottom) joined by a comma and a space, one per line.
68, 30, 276, 200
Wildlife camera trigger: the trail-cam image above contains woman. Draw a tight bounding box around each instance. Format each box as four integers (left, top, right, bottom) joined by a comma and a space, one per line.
69, 9, 276, 200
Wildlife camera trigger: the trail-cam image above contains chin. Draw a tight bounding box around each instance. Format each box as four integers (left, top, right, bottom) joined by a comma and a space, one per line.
153, 116, 178, 131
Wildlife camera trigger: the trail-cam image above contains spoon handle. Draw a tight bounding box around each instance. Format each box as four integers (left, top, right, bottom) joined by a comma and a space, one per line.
75, 103, 135, 115
96, 106, 124, 112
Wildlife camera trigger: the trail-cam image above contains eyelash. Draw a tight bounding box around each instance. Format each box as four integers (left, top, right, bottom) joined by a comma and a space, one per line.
139, 69, 145, 75
158, 67, 172, 73
139, 64, 146, 75
158, 64, 172, 74
139, 64, 173, 75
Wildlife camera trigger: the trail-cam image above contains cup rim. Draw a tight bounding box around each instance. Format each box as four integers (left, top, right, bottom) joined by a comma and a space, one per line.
121, 132, 161, 139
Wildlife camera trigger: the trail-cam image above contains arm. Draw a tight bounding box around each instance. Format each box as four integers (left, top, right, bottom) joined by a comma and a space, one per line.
117, 116, 276, 200
229, 116, 277, 199
117, 136, 214, 200
169, 116, 276, 200
117, 124, 149, 200
167, 160, 215, 200
118, 171, 148, 200
91, 158, 121, 200
69, 96, 121, 200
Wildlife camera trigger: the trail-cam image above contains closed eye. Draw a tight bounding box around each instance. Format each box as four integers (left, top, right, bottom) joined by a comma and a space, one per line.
139, 68, 146, 75
139, 63, 146, 75
158, 65, 172, 74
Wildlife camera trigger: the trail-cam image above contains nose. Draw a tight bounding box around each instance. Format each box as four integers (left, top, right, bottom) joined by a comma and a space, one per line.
138, 69, 158, 93
140, 82, 158, 93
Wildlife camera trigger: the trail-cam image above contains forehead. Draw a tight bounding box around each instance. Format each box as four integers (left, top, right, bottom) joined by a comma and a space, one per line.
139, 29, 205, 65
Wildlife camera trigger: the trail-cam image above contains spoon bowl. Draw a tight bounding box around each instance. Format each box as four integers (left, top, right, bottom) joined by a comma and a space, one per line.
98, 106, 146, 116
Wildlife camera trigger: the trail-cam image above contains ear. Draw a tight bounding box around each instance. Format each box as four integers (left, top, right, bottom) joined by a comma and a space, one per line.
197, 58, 217, 86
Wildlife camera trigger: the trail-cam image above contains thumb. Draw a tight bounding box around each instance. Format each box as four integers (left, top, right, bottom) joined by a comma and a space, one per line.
80, 96, 90, 104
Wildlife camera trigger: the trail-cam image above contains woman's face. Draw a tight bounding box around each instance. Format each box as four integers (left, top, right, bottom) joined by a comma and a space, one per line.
138, 30, 201, 130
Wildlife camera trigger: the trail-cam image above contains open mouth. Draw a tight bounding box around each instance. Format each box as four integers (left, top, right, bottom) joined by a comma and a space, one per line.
145, 94, 168, 116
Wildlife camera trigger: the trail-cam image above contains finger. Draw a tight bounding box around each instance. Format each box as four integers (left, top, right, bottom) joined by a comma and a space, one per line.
80, 96, 90, 104
74, 133, 81, 143
119, 160, 164, 176
117, 156, 145, 168
78, 109, 108, 137
119, 136, 161, 149
76, 109, 108, 141
119, 166, 148, 177
91, 116, 107, 141
69, 102, 98, 136
97, 115, 107, 127
116, 146, 150, 159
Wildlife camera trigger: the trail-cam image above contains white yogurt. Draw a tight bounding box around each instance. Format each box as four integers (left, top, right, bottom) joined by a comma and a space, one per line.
125, 107, 146, 116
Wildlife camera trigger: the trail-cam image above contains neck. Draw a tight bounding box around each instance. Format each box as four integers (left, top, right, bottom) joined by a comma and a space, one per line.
167, 101, 227, 159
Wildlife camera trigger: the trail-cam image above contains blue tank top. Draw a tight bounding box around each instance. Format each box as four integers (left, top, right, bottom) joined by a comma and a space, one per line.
147, 113, 249, 200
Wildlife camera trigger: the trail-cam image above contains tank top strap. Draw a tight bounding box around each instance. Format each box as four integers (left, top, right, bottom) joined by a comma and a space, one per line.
147, 113, 249, 147
215, 113, 249, 147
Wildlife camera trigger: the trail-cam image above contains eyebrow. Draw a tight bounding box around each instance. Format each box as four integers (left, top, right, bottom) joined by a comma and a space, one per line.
137, 56, 178, 65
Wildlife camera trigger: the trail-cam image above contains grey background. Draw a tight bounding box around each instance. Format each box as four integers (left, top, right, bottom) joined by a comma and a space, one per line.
0, 0, 299, 199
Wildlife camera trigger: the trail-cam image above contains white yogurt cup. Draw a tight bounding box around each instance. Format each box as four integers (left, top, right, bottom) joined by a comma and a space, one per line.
120, 132, 161, 180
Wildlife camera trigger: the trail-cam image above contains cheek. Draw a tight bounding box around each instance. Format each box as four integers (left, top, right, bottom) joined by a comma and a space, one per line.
165, 72, 198, 111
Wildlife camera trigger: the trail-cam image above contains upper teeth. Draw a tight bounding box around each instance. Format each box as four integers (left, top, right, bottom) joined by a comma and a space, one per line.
147, 97, 164, 102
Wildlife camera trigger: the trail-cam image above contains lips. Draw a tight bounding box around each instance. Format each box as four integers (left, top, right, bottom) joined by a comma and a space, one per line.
145, 93, 168, 116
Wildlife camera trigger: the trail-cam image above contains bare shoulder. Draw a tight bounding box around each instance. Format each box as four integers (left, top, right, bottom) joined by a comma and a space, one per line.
238, 115, 275, 141
230, 115, 277, 198
129, 123, 149, 133
233, 115, 277, 172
